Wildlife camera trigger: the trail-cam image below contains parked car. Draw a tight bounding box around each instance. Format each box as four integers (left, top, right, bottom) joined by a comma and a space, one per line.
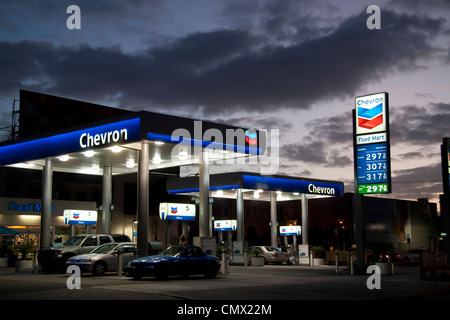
66, 242, 137, 276
125, 245, 220, 280
38, 234, 131, 272
396, 248, 428, 263
247, 246, 291, 265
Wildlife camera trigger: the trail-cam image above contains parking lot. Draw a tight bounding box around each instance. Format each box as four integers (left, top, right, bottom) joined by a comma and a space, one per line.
1, 263, 450, 301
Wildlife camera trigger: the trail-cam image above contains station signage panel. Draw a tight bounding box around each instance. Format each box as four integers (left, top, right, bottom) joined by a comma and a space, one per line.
280, 225, 301, 236
353, 92, 391, 194
355, 92, 387, 135
0, 117, 141, 166
64, 209, 97, 225
159, 203, 196, 221
214, 220, 237, 231
242, 175, 344, 197
8, 201, 54, 214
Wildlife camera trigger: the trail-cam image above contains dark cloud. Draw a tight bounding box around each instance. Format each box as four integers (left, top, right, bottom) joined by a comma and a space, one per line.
282, 140, 328, 164
396, 151, 437, 161
281, 138, 352, 168
304, 112, 353, 145
220, 0, 340, 44
390, 163, 443, 199
279, 110, 353, 167
389, 0, 450, 11
328, 153, 352, 167
390, 103, 450, 146
0, 8, 446, 116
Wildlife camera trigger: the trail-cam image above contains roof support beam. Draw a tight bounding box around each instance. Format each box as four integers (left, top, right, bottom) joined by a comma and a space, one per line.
236, 188, 244, 243
199, 151, 210, 238
270, 191, 277, 247
101, 166, 112, 234
301, 194, 309, 245
40, 158, 53, 249
137, 141, 149, 257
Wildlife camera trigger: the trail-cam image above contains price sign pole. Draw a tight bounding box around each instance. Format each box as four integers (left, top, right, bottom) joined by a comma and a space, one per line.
352, 92, 391, 271
354, 92, 391, 195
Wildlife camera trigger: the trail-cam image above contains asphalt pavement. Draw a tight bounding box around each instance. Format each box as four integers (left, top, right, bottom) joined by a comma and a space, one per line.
1, 262, 450, 301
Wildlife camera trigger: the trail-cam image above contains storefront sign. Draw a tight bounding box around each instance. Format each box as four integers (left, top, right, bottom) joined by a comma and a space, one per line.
79, 128, 129, 149
214, 220, 237, 231
280, 225, 301, 236
242, 175, 344, 197
8, 201, 54, 213
159, 203, 196, 221
0, 117, 141, 166
63, 209, 97, 225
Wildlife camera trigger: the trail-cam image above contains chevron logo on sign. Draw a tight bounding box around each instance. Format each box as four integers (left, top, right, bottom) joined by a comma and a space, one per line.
73, 213, 79, 219
171, 207, 177, 214
245, 130, 257, 145
358, 103, 383, 130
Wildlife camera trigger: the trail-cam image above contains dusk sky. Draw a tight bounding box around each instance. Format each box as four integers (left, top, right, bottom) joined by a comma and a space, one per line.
0, 0, 449, 206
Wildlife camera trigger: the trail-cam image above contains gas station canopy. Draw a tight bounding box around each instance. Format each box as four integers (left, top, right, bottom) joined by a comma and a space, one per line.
167, 172, 344, 251
0, 90, 344, 254
0, 100, 266, 254
166, 172, 344, 201
0, 111, 264, 174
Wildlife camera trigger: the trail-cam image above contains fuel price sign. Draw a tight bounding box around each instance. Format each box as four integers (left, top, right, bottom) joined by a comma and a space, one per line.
356, 142, 391, 194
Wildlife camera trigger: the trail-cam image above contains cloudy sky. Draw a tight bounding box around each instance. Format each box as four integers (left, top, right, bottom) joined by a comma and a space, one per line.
0, 0, 449, 205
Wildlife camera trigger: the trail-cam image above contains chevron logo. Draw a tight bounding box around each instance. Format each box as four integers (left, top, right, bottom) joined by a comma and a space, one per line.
245, 130, 257, 145
73, 213, 79, 219
170, 207, 177, 214
358, 103, 383, 130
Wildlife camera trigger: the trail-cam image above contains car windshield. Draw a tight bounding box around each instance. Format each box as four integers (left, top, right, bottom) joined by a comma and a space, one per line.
63, 236, 86, 246
160, 246, 185, 257
91, 243, 117, 254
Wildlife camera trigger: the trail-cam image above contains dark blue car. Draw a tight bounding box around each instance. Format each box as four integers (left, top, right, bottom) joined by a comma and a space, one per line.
125, 245, 220, 280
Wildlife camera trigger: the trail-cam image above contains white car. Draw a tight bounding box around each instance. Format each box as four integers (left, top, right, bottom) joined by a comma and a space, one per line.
248, 246, 291, 265
66, 242, 137, 275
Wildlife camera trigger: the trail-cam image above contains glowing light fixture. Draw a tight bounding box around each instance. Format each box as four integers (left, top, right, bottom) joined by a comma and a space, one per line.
58, 155, 70, 161
125, 159, 135, 168
110, 146, 123, 153
84, 150, 95, 157
152, 156, 162, 165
